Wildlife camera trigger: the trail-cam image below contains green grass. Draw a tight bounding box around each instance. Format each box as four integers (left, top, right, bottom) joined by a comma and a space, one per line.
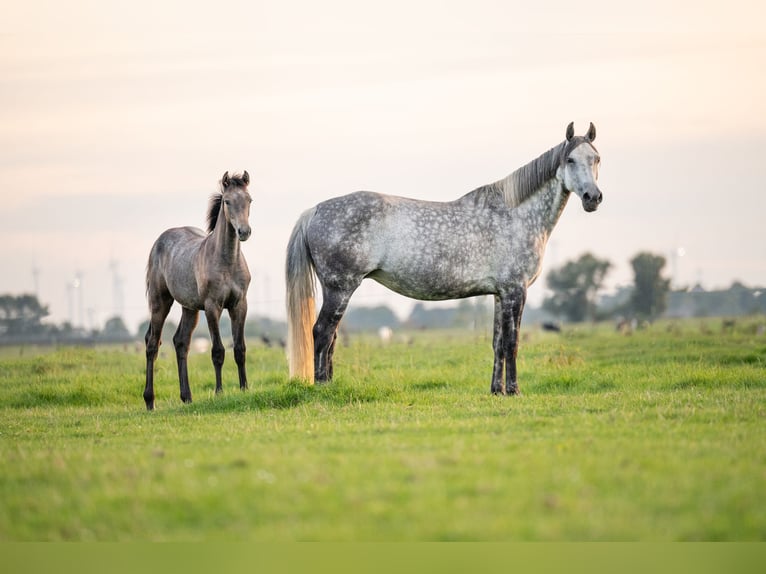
1, 320, 765, 540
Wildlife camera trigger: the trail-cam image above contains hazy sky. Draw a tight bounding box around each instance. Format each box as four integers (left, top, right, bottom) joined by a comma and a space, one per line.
2, 0, 765, 333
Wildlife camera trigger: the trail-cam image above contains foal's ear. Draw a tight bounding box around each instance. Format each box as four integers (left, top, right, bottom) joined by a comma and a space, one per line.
242, 170, 250, 186
566, 122, 575, 141
222, 171, 230, 188
586, 122, 596, 142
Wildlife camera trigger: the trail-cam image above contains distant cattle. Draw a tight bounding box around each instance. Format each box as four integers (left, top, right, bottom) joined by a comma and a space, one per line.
542, 322, 561, 333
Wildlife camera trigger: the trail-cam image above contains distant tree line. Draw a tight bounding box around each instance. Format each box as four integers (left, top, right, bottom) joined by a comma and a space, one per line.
666, 282, 766, 318
0, 294, 289, 347
0, 294, 138, 346
541, 251, 765, 323
2, 252, 763, 345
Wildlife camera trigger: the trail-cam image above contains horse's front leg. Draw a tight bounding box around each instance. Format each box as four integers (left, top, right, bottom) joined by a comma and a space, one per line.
490, 295, 504, 394
501, 286, 527, 396
204, 303, 225, 394
229, 301, 248, 391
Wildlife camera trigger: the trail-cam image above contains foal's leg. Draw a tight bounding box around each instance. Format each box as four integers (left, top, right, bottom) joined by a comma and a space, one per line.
313, 287, 354, 382
229, 300, 248, 391
173, 307, 199, 404
490, 295, 505, 395
204, 304, 226, 394
144, 292, 173, 411
501, 287, 527, 396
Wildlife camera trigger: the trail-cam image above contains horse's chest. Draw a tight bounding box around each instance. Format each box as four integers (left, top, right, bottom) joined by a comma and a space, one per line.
198, 268, 249, 308
506, 234, 546, 285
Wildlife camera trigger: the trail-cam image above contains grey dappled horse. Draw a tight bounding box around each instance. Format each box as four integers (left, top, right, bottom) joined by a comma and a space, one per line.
286, 123, 603, 395
143, 172, 253, 410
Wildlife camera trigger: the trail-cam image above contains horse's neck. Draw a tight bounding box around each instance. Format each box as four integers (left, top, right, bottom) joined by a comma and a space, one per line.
208, 211, 240, 265
510, 178, 570, 240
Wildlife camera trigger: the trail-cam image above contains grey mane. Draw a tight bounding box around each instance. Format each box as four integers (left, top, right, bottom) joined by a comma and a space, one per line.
463, 137, 594, 209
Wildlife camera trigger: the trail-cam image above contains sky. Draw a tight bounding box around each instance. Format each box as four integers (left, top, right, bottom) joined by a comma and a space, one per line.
1, 0, 765, 334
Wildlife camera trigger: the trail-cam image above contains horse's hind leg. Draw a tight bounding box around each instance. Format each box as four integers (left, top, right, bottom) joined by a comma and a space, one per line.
204, 304, 226, 394
490, 295, 505, 394
174, 307, 199, 404
327, 330, 338, 380
144, 292, 173, 411
313, 286, 355, 382
229, 300, 248, 391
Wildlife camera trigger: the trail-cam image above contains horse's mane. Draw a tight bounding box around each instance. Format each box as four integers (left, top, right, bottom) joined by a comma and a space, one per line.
464, 137, 592, 209
206, 173, 249, 233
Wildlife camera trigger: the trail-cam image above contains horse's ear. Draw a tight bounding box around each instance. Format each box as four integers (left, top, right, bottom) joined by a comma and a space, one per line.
586, 122, 596, 142
222, 171, 230, 189
243, 170, 250, 186
566, 122, 575, 141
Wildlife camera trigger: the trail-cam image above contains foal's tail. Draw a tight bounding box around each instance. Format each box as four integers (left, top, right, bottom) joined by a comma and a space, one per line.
285, 208, 317, 382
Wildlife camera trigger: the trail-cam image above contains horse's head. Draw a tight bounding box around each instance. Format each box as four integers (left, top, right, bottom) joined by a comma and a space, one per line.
559, 122, 602, 212
221, 171, 253, 241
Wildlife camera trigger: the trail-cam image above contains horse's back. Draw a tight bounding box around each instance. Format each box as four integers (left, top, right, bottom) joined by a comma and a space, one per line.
149, 226, 205, 263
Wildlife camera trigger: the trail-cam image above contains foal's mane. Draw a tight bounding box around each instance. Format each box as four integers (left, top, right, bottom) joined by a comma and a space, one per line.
206, 173, 249, 234
466, 137, 592, 209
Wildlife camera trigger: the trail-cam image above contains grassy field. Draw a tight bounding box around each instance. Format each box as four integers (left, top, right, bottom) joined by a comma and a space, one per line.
0, 319, 764, 540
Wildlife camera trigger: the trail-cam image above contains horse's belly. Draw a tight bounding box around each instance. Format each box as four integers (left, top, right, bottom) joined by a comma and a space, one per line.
165, 270, 202, 309
368, 269, 490, 301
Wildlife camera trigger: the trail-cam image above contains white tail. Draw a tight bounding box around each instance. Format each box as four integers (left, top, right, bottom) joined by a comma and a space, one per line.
285, 209, 317, 382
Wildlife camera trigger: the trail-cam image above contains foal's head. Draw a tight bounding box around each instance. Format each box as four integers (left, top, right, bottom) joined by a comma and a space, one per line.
559, 122, 602, 213
211, 171, 253, 241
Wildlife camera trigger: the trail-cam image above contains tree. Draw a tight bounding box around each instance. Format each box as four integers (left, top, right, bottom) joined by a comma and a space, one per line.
406, 303, 457, 329
136, 319, 179, 343
629, 252, 671, 320
542, 253, 611, 322
453, 298, 492, 330
0, 293, 50, 336
343, 305, 400, 332
102, 316, 131, 338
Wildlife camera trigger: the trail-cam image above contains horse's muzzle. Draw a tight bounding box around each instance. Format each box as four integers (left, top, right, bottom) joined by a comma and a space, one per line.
582, 189, 603, 212
238, 228, 252, 241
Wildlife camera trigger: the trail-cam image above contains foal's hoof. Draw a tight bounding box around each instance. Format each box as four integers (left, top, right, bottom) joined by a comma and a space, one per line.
145, 401, 155, 411
181, 395, 193, 404
490, 387, 521, 396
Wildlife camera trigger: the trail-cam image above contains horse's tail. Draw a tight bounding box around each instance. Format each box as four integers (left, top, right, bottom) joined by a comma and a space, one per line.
286, 208, 317, 382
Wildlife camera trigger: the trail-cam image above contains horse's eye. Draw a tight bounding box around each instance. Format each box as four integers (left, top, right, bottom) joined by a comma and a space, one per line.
566, 157, 575, 164
224, 200, 231, 206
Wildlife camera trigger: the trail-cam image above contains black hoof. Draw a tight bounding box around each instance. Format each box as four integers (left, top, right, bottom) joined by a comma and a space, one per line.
145, 401, 155, 411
